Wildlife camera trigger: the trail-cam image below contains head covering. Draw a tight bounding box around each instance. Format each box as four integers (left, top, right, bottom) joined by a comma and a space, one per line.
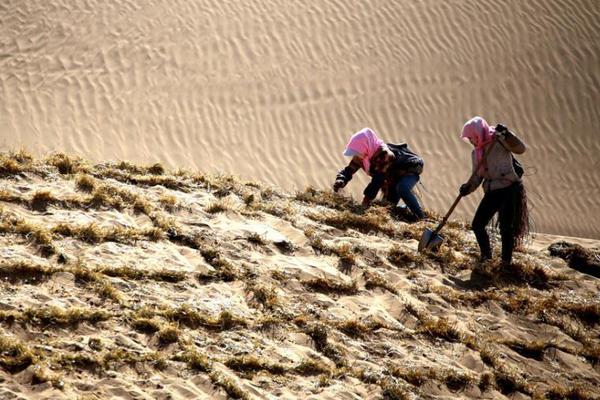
343, 148, 361, 157
343, 128, 385, 173
461, 116, 495, 164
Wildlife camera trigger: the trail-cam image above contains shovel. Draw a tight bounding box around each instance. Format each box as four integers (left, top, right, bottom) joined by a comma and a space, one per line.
418, 194, 462, 252
418, 138, 498, 253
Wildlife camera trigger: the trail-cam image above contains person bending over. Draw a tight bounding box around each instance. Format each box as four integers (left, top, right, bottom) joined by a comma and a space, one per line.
333, 127, 425, 220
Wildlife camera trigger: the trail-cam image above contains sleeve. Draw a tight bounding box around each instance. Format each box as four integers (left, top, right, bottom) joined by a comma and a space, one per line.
464, 151, 483, 194
336, 157, 362, 183
498, 130, 526, 154
363, 172, 386, 200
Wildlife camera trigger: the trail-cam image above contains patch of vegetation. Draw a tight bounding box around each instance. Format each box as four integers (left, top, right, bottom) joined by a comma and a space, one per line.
157, 326, 180, 345
225, 355, 287, 376
246, 283, 279, 310
416, 317, 462, 342
75, 173, 96, 192
160, 305, 247, 331
303, 277, 358, 296
336, 319, 385, 339
388, 245, 426, 267
303, 323, 346, 367
295, 186, 358, 211
46, 153, 89, 174
308, 207, 395, 236
209, 371, 250, 400
174, 349, 212, 372
131, 317, 162, 334
363, 270, 398, 294
23, 307, 111, 327
31, 364, 65, 389
503, 339, 551, 361
294, 359, 332, 376
549, 241, 600, 278
0, 334, 36, 373
205, 198, 233, 214
541, 385, 598, 400
0, 261, 54, 284
158, 194, 178, 211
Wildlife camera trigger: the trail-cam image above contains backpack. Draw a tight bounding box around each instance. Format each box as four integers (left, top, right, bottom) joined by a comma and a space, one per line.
387, 143, 424, 175
512, 155, 524, 178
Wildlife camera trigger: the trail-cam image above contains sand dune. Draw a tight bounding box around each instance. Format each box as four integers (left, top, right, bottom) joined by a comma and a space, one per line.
1, 0, 599, 239
0, 154, 599, 399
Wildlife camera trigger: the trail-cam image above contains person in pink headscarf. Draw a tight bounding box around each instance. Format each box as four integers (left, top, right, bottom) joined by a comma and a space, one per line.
459, 116, 529, 265
333, 127, 425, 220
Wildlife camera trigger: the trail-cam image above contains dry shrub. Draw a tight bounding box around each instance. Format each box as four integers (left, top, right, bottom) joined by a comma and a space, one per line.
74, 173, 96, 192
23, 307, 111, 327
295, 186, 358, 211
363, 270, 398, 294
417, 317, 462, 342
303, 277, 358, 295
549, 241, 600, 278
294, 359, 332, 376
131, 318, 162, 334
503, 339, 551, 361
303, 323, 346, 367
388, 245, 425, 267
493, 367, 532, 396
0, 334, 36, 373
157, 326, 180, 345
31, 365, 64, 388
147, 163, 165, 175
542, 385, 598, 400
309, 207, 395, 236
389, 365, 436, 386
205, 198, 233, 214
562, 303, 600, 326
30, 190, 58, 212
46, 153, 88, 174
175, 349, 212, 372
380, 379, 412, 400
0, 156, 24, 176
209, 371, 250, 400
224, 355, 287, 376
0, 261, 53, 284
336, 319, 385, 338
500, 260, 550, 288
247, 283, 279, 310
159, 194, 178, 211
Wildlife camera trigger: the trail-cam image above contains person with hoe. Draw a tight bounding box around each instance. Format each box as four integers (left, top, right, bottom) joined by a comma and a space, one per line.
333, 127, 425, 221
459, 116, 529, 265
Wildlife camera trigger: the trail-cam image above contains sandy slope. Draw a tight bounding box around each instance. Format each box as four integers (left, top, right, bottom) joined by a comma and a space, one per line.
0, 153, 599, 399
1, 0, 599, 239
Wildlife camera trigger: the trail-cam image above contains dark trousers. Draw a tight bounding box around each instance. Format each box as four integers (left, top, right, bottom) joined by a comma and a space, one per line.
472, 183, 521, 263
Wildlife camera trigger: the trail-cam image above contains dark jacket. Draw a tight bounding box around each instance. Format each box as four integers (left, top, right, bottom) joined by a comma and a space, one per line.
336, 143, 423, 200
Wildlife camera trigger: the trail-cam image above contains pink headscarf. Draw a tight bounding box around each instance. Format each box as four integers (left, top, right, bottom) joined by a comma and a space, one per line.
344, 127, 385, 174
461, 116, 496, 164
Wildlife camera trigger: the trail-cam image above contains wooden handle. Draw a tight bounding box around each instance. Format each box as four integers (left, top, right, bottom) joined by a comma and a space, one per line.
432, 194, 462, 235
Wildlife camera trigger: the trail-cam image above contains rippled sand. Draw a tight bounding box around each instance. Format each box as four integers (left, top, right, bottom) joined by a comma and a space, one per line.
1, 0, 599, 238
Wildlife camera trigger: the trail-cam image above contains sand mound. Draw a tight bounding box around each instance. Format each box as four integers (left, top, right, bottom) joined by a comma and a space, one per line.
1, 0, 599, 238
0, 151, 599, 399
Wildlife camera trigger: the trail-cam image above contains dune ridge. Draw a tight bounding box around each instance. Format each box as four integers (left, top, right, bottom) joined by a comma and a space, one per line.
1, 0, 599, 238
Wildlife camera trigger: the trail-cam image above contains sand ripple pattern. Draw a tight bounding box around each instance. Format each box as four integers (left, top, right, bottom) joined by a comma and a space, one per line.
1, 0, 599, 238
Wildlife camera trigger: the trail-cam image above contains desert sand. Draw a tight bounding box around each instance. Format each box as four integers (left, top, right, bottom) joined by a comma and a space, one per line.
0, 153, 599, 399
1, 0, 599, 238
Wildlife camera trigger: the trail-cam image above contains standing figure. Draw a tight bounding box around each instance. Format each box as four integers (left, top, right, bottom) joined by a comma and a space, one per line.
333, 127, 425, 220
459, 116, 529, 265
